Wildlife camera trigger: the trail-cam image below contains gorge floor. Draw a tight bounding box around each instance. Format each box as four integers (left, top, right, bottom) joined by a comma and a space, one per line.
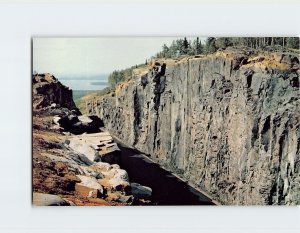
115, 138, 215, 205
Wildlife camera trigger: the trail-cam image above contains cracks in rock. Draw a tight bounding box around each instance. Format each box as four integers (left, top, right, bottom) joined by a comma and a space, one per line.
152, 63, 166, 152
133, 87, 141, 146
153, 63, 166, 111
261, 115, 271, 152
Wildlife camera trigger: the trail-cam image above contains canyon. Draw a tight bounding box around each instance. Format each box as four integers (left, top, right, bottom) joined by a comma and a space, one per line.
85, 47, 300, 205
32, 73, 214, 205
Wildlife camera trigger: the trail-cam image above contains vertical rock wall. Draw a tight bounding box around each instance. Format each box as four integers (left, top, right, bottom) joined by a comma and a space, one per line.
87, 49, 300, 205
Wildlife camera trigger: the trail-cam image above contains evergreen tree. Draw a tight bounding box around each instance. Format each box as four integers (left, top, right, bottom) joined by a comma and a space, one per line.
192, 37, 203, 55
182, 37, 189, 54
287, 37, 300, 49
216, 37, 232, 49
205, 37, 217, 54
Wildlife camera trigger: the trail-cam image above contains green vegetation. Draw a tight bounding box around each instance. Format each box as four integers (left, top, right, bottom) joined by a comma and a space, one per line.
73, 90, 95, 107
108, 69, 131, 89
104, 37, 300, 93
74, 88, 113, 113
108, 64, 147, 89
156, 37, 300, 58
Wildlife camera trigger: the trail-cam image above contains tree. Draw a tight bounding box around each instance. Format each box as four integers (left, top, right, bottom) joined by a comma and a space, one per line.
192, 37, 203, 55
182, 37, 189, 54
205, 37, 217, 54
287, 37, 300, 49
215, 37, 232, 49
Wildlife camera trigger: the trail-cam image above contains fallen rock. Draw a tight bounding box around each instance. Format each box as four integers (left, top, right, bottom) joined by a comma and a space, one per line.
67, 132, 119, 163
108, 168, 130, 191
114, 169, 129, 181
90, 162, 112, 172
56, 114, 104, 134
130, 183, 152, 199
68, 138, 99, 162
99, 144, 121, 164
75, 175, 104, 198
33, 192, 70, 206
80, 166, 103, 179
102, 168, 129, 181
99, 168, 130, 192
111, 164, 120, 169
108, 177, 130, 192
106, 191, 133, 204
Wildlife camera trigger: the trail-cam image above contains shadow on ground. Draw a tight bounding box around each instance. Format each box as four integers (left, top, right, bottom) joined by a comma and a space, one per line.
115, 138, 215, 206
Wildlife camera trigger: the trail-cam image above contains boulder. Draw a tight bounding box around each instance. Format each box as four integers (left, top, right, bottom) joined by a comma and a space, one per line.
68, 138, 99, 162
130, 183, 152, 199
114, 169, 129, 181
110, 169, 129, 192
90, 162, 112, 172
54, 114, 104, 135
100, 168, 130, 192
68, 132, 119, 163
33, 192, 70, 206
111, 164, 120, 169
75, 175, 104, 198
108, 177, 130, 192
102, 168, 129, 181
106, 192, 133, 204
99, 144, 121, 164
80, 166, 103, 179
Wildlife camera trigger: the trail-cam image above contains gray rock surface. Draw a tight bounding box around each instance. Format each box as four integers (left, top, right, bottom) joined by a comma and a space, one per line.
130, 183, 152, 199
32, 193, 70, 206
75, 175, 104, 197
86, 48, 300, 205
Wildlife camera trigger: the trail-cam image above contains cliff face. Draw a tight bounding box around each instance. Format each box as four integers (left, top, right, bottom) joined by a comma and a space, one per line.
33, 73, 78, 111
86, 48, 300, 205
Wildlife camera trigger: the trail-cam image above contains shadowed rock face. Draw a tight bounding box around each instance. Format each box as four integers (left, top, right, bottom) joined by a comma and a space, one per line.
32, 73, 78, 112
86, 48, 300, 205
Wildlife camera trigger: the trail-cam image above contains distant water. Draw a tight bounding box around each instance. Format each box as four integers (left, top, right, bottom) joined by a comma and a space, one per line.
59, 78, 108, 91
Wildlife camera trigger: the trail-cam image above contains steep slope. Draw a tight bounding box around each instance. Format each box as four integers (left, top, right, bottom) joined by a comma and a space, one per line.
85, 47, 300, 205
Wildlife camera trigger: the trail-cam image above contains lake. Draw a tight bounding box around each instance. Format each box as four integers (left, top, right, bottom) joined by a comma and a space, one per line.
59, 78, 108, 91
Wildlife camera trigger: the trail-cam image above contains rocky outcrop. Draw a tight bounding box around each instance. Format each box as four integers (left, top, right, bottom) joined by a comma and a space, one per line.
32, 73, 151, 206
54, 115, 104, 134
86, 47, 300, 205
33, 73, 79, 112
67, 132, 121, 163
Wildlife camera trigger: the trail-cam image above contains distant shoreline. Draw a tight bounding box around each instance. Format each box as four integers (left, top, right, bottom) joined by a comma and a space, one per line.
59, 75, 108, 81
90, 81, 108, 86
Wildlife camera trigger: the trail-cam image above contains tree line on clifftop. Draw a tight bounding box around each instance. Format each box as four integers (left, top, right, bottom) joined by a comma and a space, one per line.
156, 37, 300, 58
106, 37, 299, 90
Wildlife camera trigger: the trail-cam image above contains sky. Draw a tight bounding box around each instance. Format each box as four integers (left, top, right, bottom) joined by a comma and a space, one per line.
33, 37, 204, 79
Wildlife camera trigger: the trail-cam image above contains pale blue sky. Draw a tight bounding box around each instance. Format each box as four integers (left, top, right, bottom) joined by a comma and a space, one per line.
33, 37, 204, 78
